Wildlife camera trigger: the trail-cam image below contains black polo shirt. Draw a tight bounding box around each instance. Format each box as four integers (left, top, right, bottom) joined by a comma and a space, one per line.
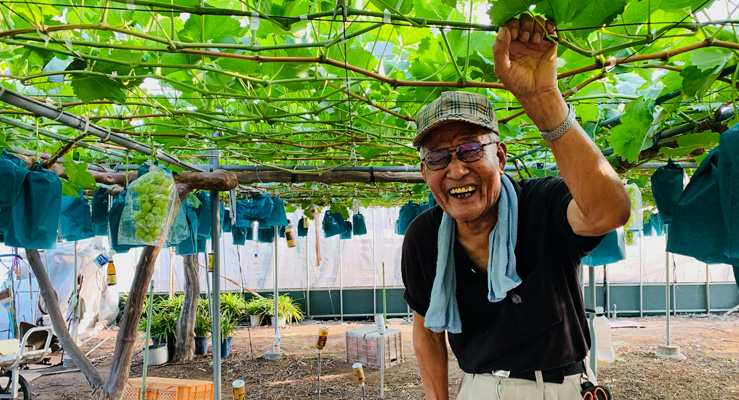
401, 176, 602, 373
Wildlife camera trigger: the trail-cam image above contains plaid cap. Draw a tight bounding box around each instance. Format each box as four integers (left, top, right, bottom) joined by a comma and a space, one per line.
413, 91, 498, 148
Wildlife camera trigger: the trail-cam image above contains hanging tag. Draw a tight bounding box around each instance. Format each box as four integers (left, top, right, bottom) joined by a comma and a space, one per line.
94, 254, 109, 268
126, 0, 135, 10
383, 9, 391, 25
250, 11, 260, 31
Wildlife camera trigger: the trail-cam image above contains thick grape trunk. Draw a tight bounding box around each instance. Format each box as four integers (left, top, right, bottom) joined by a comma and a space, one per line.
173, 254, 199, 362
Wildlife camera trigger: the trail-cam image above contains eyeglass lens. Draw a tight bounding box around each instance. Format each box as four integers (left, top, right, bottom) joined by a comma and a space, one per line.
424, 141, 488, 170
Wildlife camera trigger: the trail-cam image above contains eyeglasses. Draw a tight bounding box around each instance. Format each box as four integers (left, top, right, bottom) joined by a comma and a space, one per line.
422, 141, 497, 171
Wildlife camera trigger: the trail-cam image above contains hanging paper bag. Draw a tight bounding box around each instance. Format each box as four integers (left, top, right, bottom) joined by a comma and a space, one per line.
667, 148, 739, 265
0, 150, 30, 239
176, 199, 199, 256
297, 216, 309, 237
59, 190, 95, 241
6, 162, 62, 249
718, 124, 739, 258
91, 188, 109, 236
352, 214, 367, 235
582, 229, 626, 267
322, 211, 343, 238
650, 159, 685, 224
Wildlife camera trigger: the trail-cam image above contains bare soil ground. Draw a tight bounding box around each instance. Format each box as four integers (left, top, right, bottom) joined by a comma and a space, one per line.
25, 314, 739, 399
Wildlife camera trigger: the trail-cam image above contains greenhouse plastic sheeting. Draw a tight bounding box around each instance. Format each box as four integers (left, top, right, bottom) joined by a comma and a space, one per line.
582, 229, 626, 267
718, 123, 739, 259
59, 191, 95, 241
91, 188, 109, 236
667, 147, 739, 266
0, 150, 29, 239
0, 239, 119, 341
650, 159, 685, 224
5, 163, 62, 250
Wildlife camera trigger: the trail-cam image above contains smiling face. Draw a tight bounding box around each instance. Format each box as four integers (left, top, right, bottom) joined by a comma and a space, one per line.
420, 121, 507, 230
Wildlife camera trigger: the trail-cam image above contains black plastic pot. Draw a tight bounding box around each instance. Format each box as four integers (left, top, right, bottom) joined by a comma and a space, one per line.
194, 336, 209, 355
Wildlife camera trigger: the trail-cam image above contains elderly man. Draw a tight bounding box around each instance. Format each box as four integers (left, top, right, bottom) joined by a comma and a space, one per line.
401, 15, 630, 400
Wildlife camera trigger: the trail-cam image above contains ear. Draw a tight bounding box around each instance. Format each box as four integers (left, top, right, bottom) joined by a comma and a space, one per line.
496, 142, 508, 173
420, 161, 429, 183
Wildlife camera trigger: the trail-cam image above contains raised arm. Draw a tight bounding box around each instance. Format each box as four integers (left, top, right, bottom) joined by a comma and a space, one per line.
413, 311, 449, 400
492, 15, 630, 236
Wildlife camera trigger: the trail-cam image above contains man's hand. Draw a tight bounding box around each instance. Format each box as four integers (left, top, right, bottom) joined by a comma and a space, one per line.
492, 15, 567, 131
492, 15, 558, 98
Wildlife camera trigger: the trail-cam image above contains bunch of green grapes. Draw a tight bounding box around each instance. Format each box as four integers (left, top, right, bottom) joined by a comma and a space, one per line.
132, 171, 174, 242
624, 184, 640, 230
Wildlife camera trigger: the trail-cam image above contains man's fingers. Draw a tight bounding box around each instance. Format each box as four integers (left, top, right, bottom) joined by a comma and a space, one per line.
492, 26, 511, 77
532, 16, 547, 43
503, 18, 520, 40
545, 20, 556, 35
518, 14, 534, 42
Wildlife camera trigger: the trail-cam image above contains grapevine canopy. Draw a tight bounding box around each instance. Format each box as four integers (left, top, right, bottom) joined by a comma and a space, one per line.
1, 0, 737, 211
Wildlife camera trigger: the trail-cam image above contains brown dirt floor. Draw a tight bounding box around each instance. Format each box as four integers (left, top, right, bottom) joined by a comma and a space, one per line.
23, 314, 739, 399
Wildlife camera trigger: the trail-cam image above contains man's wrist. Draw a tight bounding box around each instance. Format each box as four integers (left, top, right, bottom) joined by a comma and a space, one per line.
519, 91, 568, 131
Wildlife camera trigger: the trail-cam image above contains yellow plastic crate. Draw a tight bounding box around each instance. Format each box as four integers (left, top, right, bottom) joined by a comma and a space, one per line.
123, 377, 214, 400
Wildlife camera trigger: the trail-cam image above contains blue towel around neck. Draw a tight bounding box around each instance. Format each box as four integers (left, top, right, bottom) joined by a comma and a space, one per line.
424, 175, 520, 334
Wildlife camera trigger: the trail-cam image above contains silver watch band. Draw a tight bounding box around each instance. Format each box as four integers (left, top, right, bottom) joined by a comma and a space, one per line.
539, 103, 576, 142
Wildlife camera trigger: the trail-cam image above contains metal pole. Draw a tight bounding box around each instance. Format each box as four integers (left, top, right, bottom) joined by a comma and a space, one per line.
639, 231, 644, 317
205, 251, 212, 318
706, 263, 711, 314
372, 207, 377, 315
666, 250, 671, 345
604, 265, 610, 318
306, 223, 311, 318
73, 241, 79, 344
267, 225, 282, 359
0, 89, 203, 171
140, 280, 155, 400
211, 190, 222, 400
339, 240, 344, 323
588, 266, 597, 379
317, 351, 321, 399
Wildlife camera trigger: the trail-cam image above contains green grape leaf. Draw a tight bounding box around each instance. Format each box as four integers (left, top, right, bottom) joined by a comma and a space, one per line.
487, 0, 534, 27
61, 180, 81, 197
357, 146, 386, 160
688, 47, 734, 73
576, 104, 600, 124
607, 95, 657, 163
329, 203, 349, 220
63, 160, 96, 189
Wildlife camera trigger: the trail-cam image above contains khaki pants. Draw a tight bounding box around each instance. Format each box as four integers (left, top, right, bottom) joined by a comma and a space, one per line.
457, 372, 582, 400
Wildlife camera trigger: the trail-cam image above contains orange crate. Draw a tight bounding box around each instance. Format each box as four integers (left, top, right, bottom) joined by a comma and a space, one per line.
123, 377, 214, 400
345, 325, 403, 369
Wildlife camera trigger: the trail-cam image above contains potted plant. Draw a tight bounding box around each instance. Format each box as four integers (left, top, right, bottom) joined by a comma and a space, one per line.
194, 299, 211, 355
277, 294, 304, 326
220, 292, 248, 325
260, 295, 304, 326
139, 296, 180, 360
245, 298, 266, 327
220, 312, 236, 357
